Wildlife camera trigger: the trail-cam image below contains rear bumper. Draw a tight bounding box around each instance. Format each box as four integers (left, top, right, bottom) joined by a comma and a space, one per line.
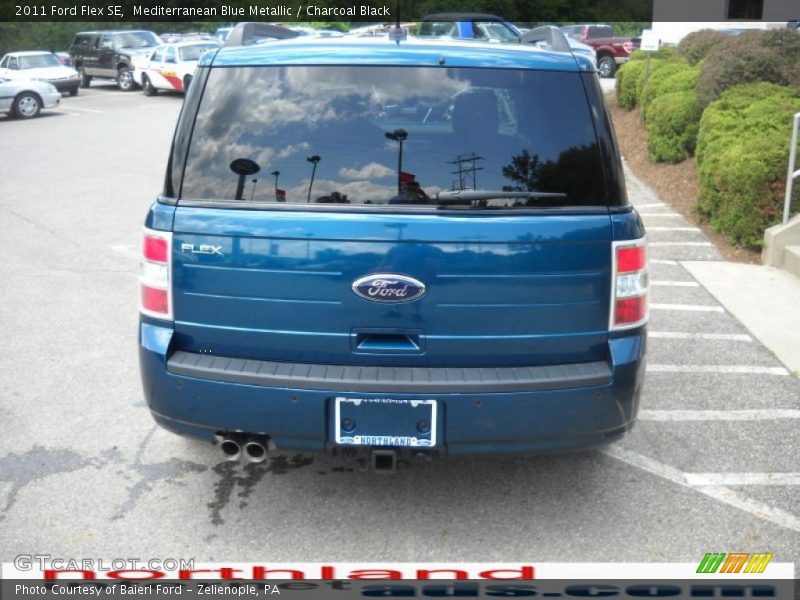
49, 79, 80, 92
140, 320, 646, 456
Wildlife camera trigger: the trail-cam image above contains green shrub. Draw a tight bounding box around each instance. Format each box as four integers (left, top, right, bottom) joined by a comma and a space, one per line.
640, 62, 699, 116
645, 91, 702, 163
634, 57, 684, 105
677, 29, 730, 65
628, 46, 678, 62
696, 83, 800, 248
616, 59, 646, 110
696, 29, 800, 107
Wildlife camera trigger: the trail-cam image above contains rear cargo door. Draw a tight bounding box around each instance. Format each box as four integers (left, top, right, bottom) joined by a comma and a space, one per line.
171, 209, 611, 367
171, 62, 615, 367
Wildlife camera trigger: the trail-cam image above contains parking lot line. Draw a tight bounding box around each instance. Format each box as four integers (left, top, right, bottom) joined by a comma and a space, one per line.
633, 203, 667, 209
110, 244, 140, 260
650, 280, 700, 287
685, 473, 800, 486
649, 242, 715, 247
647, 364, 790, 375
638, 213, 684, 218
648, 331, 752, 341
650, 259, 679, 265
60, 106, 102, 114
639, 409, 800, 421
650, 303, 724, 312
602, 446, 800, 533
645, 227, 702, 232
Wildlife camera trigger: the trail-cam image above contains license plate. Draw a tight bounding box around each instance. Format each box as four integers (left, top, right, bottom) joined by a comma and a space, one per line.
334, 397, 438, 448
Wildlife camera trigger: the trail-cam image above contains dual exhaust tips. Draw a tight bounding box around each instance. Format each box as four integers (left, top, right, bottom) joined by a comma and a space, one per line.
219, 434, 269, 463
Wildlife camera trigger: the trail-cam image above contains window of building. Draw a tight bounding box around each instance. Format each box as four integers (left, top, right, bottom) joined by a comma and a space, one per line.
728, 0, 764, 19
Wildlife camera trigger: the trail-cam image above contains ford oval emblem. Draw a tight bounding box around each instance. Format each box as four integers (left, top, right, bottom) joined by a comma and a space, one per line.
352, 274, 426, 303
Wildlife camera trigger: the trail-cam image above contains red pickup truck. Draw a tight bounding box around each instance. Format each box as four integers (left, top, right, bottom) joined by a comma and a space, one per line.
561, 24, 641, 78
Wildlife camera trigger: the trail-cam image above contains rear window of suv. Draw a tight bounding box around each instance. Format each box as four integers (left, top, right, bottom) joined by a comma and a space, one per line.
179, 66, 608, 209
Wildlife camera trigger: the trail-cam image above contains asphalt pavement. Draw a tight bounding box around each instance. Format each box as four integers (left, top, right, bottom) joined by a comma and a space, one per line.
0, 84, 798, 567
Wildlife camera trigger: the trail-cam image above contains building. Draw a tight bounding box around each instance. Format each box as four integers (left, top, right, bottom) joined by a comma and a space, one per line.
652, 0, 796, 44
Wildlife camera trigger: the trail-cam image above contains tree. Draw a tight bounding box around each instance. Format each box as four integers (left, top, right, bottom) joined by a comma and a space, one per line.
502, 149, 542, 191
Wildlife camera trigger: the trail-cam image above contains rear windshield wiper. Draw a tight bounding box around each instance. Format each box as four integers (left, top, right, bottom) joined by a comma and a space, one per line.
434, 190, 567, 205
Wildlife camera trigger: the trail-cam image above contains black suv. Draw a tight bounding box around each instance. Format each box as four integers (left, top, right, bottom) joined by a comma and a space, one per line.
68, 30, 159, 91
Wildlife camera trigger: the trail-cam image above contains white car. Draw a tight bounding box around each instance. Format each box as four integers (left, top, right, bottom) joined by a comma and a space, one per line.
0, 51, 80, 96
0, 76, 61, 118
133, 40, 221, 95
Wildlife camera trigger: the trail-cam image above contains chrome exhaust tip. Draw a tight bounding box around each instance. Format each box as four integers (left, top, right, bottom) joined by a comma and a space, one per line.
220, 437, 242, 461
243, 438, 268, 463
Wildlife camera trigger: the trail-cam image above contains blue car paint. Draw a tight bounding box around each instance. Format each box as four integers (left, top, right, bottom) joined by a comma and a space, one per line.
141, 38, 646, 457
140, 313, 644, 454
204, 37, 583, 71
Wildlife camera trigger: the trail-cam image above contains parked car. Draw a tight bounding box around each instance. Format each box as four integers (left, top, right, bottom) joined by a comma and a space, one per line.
0, 76, 61, 118
68, 30, 159, 91
560, 24, 640, 77
54, 52, 72, 67
419, 12, 522, 42
0, 51, 80, 96
214, 27, 234, 42
139, 26, 647, 470
418, 13, 596, 65
133, 40, 221, 95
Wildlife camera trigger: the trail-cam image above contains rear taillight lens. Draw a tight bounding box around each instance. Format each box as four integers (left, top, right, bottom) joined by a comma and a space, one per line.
140, 228, 173, 320
610, 238, 648, 330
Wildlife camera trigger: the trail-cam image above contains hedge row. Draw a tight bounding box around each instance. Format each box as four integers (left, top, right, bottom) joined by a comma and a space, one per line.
645, 91, 702, 163
696, 83, 800, 248
616, 56, 702, 163
614, 29, 800, 248
695, 30, 798, 107
676, 29, 730, 65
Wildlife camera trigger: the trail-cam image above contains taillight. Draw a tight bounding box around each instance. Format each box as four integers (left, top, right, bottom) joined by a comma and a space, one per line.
623, 41, 634, 53
610, 238, 648, 330
140, 228, 173, 320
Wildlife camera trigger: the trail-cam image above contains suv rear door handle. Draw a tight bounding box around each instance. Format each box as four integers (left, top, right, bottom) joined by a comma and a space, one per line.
351, 330, 425, 354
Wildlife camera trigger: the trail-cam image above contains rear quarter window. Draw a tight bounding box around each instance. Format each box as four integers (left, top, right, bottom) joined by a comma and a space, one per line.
588, 26, 614, 38
179, 65, 609, 210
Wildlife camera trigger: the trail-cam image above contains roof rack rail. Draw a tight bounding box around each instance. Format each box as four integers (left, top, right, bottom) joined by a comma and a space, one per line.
224, 22, 300, 47
519, 25, 571, 53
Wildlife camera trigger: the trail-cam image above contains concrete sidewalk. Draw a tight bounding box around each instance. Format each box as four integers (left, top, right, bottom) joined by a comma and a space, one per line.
683, 261, 800, 376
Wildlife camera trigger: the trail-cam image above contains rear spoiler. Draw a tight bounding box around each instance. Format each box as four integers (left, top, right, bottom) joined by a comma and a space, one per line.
224, 22, 299, 47
519, 25, 571, 52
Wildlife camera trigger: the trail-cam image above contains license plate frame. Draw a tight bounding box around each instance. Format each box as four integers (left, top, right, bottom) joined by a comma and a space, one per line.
333, 397, 438, 448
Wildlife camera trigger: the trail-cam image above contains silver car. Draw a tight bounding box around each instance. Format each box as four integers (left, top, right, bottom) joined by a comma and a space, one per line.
0, 76, 61, 119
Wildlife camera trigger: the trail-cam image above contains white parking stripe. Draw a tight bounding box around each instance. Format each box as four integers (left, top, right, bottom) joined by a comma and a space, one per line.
650, 259, 679, 265
648, 331, 752, 341
639, 409, 800, 421
602, 446, 800, 533
650, 303, 724, 312
649, 242, 714, 247
647, 364, 790, 375
685, 473, 800, 486
62, 106, 102, 113
110, 244, 140, 260
646, 227, 702, 232
638, 213, 684, 218
650, 280, 700, 287
633, 203, 667, 209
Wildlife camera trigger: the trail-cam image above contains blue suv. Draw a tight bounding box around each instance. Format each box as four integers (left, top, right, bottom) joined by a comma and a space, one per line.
139, 24, 648, 470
